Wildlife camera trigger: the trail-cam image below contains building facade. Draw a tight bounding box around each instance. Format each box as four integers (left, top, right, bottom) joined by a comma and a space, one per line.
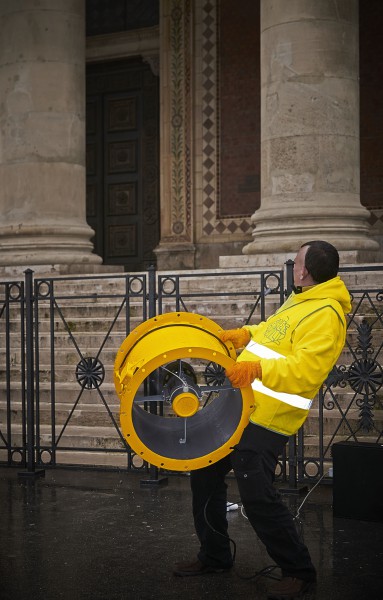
0, 0, 382, 275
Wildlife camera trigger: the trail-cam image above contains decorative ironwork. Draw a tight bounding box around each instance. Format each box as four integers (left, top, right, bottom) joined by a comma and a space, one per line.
39, 448, 53, 466
204, 362, 226, 387
323, 319, 383, 435
1, 265, 383, 483
342, 320, 381, 434
36, 280, 52, 298
354, 319, 374, 357
348, 357, 382, 396
75, 357, 105, 389
324, 364, 348, 390
8, 283, 23, 301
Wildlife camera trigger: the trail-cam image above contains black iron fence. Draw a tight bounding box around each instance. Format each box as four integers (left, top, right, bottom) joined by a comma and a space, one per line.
0, 263, 382, 485
300, 264, 383, 481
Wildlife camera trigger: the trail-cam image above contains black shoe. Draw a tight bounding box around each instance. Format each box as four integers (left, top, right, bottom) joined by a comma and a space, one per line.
267, 576, 315, 599
173, 559, 232, 577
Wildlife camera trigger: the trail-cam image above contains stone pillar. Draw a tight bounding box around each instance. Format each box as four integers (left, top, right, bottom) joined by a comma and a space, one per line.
243, 0, 379, 258
0, 0, 102, 273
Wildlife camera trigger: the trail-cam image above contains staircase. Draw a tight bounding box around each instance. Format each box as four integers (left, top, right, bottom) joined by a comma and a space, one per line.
1, 266, 382, 472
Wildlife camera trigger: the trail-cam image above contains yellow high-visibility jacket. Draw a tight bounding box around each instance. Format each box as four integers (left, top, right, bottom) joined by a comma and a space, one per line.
239, 276, 352, 436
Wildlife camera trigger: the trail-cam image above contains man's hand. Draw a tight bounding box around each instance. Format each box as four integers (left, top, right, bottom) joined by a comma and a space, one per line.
219, 328, 251, 349
225, 361, 262, 388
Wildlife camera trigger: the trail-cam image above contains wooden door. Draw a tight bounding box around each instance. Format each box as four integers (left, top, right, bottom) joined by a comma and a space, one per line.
86, 59, 159, 271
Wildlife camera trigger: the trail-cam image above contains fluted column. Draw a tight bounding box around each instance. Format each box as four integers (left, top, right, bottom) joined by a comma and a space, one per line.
0, 0, 101, 270
243, 0, 379, 256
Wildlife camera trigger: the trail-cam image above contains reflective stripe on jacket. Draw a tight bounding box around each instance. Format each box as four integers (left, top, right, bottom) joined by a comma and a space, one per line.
246, 341, 313, 410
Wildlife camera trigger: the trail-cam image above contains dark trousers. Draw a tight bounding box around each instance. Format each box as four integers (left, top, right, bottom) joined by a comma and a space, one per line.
190, 422, 316, 582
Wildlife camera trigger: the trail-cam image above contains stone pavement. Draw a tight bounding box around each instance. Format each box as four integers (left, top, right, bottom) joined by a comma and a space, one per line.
0, 467, 382, 600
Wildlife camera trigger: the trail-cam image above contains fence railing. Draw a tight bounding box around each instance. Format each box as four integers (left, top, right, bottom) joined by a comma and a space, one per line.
0, 279, 26, 466
302, 265, 383, 481
0, 263, 382, 486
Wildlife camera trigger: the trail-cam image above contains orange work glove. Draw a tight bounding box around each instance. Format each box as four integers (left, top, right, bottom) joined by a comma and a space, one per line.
219, 328, 251, 349
225, 361, 262, 388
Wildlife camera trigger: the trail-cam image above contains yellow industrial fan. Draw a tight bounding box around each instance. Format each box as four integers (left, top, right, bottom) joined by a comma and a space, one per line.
114, 312, 254, 471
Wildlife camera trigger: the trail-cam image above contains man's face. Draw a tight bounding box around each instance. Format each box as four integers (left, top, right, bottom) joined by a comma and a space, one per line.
293, 245, 309, 286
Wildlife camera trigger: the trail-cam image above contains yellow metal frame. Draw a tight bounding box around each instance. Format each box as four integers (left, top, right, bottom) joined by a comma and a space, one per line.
114, 312, 254, 471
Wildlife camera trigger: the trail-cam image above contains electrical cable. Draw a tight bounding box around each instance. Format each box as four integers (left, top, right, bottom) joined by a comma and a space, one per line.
203, 494, 237, 564
235, 564, 280, 582
203, 494, 278, 582
294, 470, 328, 521
203, 471, 329, 583
292, 469, 330, 542
235, 502, 279, 581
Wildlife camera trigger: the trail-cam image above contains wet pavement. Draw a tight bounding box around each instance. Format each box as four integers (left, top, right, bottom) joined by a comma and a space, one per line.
0, 466, 382, 600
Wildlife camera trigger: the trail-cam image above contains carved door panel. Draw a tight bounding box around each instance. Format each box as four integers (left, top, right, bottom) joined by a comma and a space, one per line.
86, 60, 159, 271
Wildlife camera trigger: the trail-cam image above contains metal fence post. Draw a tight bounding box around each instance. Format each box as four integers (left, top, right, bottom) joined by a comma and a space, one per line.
141, 265, 167, 486
18, 269, 44, 478
285, 259, 294, 295
147, 264, 157, 319
279, 260, 307, 494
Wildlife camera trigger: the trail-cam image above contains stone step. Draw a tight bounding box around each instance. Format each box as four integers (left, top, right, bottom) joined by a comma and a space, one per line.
2, 269, 382, 312
0, 444, 146, 469
5, 298, 277, 329
5, 421, 379, 471
0, 401, 120, 427
32, 273, 382, 293
4, 299, 382, 334
6, 316, 133, 334
0, 355, 226, 382
0, 368, 375, 408
35, 302, 145, 320
44, 450, 134, 469
0, 341, 126, 362
3, 396, 377, 437
31, 269, 284, 293
340, 268, 383, 288
3, 326, 382, 362
2, 265, 382, 470
9, 423, 125, 449
0, 366, 116, 384
42, 296, 279, 316
299, 433, 381, 458
302, 408, 383, 435
0, 382, 119, 403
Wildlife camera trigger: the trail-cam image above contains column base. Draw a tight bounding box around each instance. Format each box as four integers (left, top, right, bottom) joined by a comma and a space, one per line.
154, 242, 196, 270
0, 262, 123, 279
0, 222, 104, 271
242, 235, 380, 256
220, 249, 382, 270
241, 198, 382, 259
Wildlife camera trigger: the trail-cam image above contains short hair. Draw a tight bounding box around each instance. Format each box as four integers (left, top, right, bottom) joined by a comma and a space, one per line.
301, 241, 339, 283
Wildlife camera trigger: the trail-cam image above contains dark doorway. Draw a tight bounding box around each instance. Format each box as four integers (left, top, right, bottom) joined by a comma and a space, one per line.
86, 59, 159, 271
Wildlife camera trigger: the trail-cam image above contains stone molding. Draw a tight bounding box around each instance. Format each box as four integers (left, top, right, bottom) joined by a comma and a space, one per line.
86, 26, 160, 63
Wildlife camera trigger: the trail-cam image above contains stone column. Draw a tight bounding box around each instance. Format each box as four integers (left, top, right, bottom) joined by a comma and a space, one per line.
0, 0, 101, 273
243, 0, 379, 258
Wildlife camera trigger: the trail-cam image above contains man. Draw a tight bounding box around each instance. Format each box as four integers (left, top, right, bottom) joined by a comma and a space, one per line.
173, 241, 351, 600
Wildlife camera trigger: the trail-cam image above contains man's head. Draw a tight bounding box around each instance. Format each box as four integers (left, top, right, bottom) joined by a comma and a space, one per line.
293, 241, 339, 287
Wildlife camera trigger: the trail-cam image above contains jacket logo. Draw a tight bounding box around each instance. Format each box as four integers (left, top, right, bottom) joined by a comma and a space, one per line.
263, 317, 290, 345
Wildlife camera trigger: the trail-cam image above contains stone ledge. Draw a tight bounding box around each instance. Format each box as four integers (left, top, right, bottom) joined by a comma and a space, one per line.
219, 249, 383, 269
0, 263, 124, 280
